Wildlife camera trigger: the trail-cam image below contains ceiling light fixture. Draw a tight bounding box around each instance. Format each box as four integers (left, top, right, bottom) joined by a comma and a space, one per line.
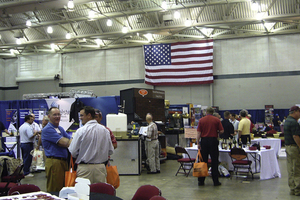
26, 20, 32, 27
10, 49, 14, 55
47, 26, 53, 34
174, 11, 180, 19
88, 10, 96, 20
137, 33, 139, 36
161, 1, 168, 10
251, 1, 260, 11
82, 38, 86, 42
66, 32, 71, 39
144, 33, 153, 41
67, 0, 74, 10
107, 19, 112, 26
16, 38, 21, 45
256, 12, 266, 20
185, 18, 192, 26
264, 22, 275, 31
50, 43, 55, 49
95, 39, 102, 46
122, 26, 129, 33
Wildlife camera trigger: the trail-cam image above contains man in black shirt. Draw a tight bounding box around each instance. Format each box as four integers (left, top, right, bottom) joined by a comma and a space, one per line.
0, 121, 10, 135
0, 121, 10, 152
221, 111, 234, 139
273, 114, 281, 132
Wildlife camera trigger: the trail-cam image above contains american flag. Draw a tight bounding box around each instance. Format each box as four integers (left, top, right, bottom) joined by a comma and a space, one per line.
144, 40, 214, 86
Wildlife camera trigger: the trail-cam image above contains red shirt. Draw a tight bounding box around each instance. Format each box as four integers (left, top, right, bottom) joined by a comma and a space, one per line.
106, 126, 117, 145
197, 115, 224, 138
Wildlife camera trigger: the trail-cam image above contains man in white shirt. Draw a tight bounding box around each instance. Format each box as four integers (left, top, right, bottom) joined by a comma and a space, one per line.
19, 115, 39, 178
69, 106, 114, 184
31, 114, 42, 135
230, 113, 240, 141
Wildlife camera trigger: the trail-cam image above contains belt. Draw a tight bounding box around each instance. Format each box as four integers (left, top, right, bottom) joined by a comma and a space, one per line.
47, 156, 67, 161
21, 142, 33, 144
147, 138, 158, 141
79, 161, 108, 165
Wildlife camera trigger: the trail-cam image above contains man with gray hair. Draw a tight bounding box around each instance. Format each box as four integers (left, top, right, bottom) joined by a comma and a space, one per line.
284, 106, 300, 196
238, 109, 251, 144
145, 113, 160, 174
197, 107, 224, 186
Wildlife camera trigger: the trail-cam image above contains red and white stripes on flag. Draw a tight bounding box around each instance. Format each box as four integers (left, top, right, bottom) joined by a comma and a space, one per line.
143, 40, 214, 86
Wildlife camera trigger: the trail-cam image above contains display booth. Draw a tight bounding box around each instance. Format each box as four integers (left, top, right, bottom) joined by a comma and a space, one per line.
0, 96, 120, 158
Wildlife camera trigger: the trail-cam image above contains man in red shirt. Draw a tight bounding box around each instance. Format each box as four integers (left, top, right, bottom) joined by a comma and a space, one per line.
196, 107, 224, 186
94, 109, 117, 149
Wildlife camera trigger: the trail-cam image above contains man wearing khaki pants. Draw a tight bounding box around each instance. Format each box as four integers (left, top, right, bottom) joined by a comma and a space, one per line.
145, 113, 160, 174
284, 106, 300, 196
69, 106, 114, 184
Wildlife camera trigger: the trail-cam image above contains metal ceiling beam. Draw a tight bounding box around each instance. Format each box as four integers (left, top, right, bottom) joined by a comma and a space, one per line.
0, 1, 250, 32
1, 14, 299, 48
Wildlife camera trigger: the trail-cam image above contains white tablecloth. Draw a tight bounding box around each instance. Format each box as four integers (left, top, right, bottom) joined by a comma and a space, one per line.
251, 138, 281, 156
185, 147, 281, 180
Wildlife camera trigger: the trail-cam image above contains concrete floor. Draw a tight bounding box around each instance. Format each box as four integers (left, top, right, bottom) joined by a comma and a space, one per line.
21, 158, 296, 200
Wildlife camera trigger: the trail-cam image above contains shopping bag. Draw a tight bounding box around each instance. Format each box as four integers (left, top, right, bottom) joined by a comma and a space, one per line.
193, 150, 209, 177
106, 165, 120, 189
65, 157, 76, 187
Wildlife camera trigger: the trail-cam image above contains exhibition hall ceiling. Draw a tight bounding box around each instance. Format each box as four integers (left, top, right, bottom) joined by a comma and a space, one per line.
0, 0, 299, 58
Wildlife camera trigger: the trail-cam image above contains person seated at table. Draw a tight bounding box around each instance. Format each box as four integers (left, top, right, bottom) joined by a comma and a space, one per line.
261, 124, 272, 132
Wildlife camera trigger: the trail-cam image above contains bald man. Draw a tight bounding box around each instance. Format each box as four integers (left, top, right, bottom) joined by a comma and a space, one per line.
145, 113, 160, 174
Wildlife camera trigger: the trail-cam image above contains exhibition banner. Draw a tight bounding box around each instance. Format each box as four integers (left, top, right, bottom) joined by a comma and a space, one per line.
5, 109, 18, 134
45, 98, 75, 131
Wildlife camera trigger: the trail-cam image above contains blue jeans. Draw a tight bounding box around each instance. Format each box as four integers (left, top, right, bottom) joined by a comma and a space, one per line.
21, 143, 33, 175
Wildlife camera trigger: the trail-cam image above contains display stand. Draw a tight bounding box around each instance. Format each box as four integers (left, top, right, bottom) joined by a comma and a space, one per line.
265, 105, 274, 124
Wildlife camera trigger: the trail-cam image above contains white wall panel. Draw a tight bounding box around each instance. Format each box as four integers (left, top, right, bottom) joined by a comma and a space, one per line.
156, 85, 211, 105
129, 47, 144, 79
63, 47, 144, 83
269, 34, 300, 71
4, 58, 18, 87
18, 54, 61, 78
214, 76, 299, 110
214, 37, 270, 75
63, 51, 106, 83
0, 59, 4, 87
105, 48, 130, 80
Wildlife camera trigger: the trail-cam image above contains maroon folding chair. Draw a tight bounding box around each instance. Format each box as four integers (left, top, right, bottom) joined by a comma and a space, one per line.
175, 146, 196, 177
90, 182, 116, 196
132, 185, 161, 200
8, 184, 40, 195
2, 164, 24, 183
229, 148, 253, 180
0, 182, 18, 196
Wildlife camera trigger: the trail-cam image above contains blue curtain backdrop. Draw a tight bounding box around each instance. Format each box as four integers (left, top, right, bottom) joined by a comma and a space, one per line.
0, 96, 120, 128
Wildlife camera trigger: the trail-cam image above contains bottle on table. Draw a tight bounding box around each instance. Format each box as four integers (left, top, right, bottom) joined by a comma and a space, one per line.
247, 137, 251, 149
257, 142, 261, 151
228, 138, 232, 149
238, 138, 243, 148
233, 137, 237, 148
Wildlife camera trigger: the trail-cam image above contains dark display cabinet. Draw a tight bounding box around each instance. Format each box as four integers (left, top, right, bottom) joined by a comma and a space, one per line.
120, 88, 165, 124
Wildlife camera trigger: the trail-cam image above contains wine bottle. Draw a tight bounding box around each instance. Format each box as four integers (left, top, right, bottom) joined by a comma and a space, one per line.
258, 142, 261, 151
229, 138, 232, 149
233, 137, 237, 148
